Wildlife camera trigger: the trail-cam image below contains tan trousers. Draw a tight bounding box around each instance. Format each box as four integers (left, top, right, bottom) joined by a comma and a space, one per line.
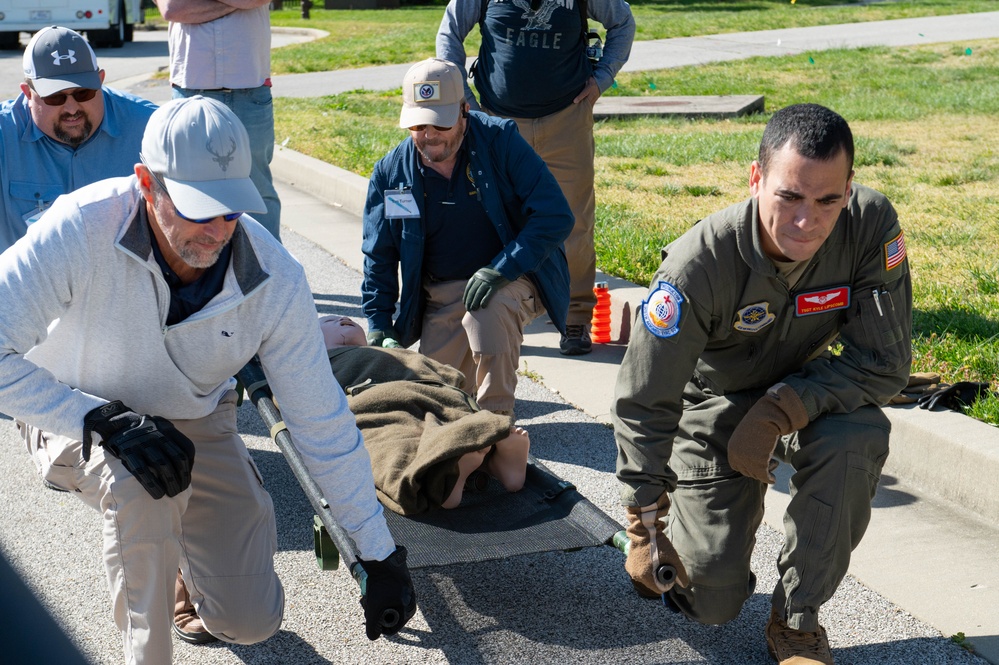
505, 101, 597, 327
419, 276, 541, 413
21, 390, 283, 665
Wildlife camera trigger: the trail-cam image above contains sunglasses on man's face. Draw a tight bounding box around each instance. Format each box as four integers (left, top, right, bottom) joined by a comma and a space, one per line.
147, 170, 242, 224
177, 210, 243, 224
33, 86, 99, 107
409, 124, 453, 132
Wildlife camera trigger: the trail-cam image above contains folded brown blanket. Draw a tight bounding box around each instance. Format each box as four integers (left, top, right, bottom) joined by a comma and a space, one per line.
329, 347, 511, 515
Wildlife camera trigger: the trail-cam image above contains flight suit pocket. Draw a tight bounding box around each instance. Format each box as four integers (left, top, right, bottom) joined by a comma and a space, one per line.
856, 287, 907, 373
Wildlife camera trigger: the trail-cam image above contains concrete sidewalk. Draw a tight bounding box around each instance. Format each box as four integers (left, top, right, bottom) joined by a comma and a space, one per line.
262, 11, 999, 98
123, 11, 999, 106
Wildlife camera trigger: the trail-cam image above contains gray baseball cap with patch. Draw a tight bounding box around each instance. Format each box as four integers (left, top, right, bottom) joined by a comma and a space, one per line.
23, 26, 101, 97
140, 96, 266, 220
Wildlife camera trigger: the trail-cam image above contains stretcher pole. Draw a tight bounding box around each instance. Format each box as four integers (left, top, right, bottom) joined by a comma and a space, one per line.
237, 359, 402, 631
611, 530, 679, 592
237, 359, 360, 572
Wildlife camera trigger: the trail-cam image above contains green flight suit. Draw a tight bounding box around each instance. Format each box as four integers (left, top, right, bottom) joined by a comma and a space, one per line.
613, 184, 912, 631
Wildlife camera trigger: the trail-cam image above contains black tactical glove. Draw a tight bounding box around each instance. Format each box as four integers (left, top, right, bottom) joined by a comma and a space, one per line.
463, 267, 510, 311
917, 382, 992, 412
82, 401, 196, 500
355, 546, 417, 640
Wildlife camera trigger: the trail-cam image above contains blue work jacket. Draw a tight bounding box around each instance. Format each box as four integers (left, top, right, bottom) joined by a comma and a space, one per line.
361, 111, 572, 348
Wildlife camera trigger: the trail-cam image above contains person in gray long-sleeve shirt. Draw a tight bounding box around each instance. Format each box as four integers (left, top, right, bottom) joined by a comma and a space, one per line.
437, 0, 634, 356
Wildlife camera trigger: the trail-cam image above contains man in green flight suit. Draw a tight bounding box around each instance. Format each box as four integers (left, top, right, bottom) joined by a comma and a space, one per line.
613, 103, 912, 665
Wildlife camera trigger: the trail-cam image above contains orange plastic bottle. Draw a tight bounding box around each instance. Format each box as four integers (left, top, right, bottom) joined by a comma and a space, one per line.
591, 281, 611, 344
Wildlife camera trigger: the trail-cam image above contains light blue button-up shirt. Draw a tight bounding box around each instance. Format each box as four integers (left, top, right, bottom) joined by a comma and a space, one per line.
0, 87, 157, 253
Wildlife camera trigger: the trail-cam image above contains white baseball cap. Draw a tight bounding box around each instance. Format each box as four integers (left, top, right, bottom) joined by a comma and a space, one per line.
140, 96, 265, 220
23, 26, 101, 97
399, 58, 464, 130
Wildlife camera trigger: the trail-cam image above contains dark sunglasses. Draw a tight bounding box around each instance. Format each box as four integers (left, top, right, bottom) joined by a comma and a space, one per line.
147, 169, 242, 224
408, 124, 453, 132
31, 85, 99, 107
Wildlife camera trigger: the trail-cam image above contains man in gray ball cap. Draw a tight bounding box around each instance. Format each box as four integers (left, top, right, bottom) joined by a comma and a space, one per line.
0, 95, 415, 664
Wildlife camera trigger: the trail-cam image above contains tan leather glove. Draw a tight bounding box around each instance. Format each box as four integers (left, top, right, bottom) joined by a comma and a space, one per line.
727, 383, 809, 484
888, 372, 942, 405
624, 491, 690, 598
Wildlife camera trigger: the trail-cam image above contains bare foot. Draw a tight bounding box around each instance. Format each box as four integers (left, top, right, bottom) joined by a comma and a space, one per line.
442, 447, 490, 509
487, 426, 530, 492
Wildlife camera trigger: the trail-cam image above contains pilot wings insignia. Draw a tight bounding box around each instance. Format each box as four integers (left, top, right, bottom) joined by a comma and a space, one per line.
803, 290, 841, 305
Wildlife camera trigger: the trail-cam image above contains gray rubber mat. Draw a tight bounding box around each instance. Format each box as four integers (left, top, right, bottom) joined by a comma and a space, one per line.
383, 458, 622, 568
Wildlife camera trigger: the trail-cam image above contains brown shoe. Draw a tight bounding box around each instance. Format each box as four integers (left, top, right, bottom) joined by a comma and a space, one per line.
174, 570, 218, 645
765, 608, 833, 665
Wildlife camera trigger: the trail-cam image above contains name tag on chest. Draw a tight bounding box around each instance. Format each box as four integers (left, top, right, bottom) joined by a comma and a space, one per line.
384, 189, 421, 219
795, 286, 851, 316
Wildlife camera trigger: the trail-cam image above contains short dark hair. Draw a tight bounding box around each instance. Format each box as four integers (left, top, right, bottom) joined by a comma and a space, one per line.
758, 103, 854, 175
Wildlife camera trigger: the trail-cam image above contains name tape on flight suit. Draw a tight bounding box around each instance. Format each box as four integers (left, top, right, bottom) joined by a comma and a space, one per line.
795, 286, 851, 316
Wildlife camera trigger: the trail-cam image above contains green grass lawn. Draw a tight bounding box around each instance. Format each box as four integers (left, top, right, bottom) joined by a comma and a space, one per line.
274, 37, 999, 420
265, 0, 998, 72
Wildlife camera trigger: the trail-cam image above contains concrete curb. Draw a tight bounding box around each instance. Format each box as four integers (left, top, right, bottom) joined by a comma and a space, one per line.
272, 144, 999, 526
273, 145, 368, 217
883, 404, 999, 519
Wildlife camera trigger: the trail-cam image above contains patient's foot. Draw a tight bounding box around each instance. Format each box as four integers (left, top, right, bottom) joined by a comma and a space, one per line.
487, 426, 530, 492
442, 447, 490, 509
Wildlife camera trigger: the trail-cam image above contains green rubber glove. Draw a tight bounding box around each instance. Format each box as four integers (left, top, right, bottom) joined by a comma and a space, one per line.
463, 267, 510, 311
727, 383, 809, 484
366, 330, 388, 347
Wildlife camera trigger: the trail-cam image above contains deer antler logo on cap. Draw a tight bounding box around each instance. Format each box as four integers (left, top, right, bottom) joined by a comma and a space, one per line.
207, 137, 237, 172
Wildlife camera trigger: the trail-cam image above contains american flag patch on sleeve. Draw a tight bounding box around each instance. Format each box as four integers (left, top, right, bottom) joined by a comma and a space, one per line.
884, 230, 906, 271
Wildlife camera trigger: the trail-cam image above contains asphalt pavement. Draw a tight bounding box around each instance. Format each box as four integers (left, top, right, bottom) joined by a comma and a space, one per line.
0, 224, 988, 665
1, 10, 999, 665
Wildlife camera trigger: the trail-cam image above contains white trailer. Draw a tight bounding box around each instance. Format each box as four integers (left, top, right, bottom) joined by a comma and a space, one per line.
0, 0, 145, 50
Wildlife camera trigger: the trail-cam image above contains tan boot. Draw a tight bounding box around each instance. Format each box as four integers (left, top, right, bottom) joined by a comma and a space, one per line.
174, 570, 218, 645
765, 608, 833, 665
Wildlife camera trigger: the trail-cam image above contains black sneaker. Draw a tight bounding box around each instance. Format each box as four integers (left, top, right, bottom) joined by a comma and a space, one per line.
559, 324, 592, 356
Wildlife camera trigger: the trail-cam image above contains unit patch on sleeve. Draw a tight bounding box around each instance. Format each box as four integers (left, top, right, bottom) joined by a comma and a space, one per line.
642, 281, 684, 338
733, 302, 776, 333
795, 286, 851, 316
884, 230, 907, 271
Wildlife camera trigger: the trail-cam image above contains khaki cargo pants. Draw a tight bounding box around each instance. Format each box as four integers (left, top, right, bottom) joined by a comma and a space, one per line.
21, 390, 283, 665
419, 276, 541, 415
500, 101, 597, 327
665, 383, 890, 632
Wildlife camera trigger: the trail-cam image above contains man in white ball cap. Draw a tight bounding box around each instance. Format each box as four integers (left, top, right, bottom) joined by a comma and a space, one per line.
0, 95, 414, 664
